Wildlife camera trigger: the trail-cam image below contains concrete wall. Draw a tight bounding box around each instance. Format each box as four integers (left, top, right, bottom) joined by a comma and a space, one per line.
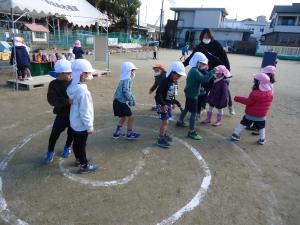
213, 31, 244, 41
193, 10, 221, 28
178, 11, 194, 28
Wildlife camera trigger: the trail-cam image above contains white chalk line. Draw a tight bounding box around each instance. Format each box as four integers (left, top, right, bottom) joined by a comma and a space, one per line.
201, 127, 283, 225
0, 114, 211, 225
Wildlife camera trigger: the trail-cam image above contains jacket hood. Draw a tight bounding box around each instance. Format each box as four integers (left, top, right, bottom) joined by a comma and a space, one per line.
120, 62, 138, 80
67, 83, 88, 100
69, 59, 95, 87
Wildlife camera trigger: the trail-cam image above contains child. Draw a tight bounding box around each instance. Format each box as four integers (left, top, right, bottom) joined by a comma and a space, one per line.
155, 61, 186, 148
176, 52, 215, 140
44, 59, 74, 163
179, 44, 189, 61
231, 73, 273, 145
113, 62, 140, 140
153, 45, 158, 60
262, 65, 276, 92
67, 59, 97, 173
10, 37, 31, 81
202, 65, 230, 126
73, 40, 84, 59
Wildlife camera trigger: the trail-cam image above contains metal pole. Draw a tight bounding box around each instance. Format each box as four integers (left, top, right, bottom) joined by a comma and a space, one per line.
57, 18, 60, 44
106, 19, 110, 73
137, 8, 140, 37
159, 0, 164, 43
11, 8, 18, 90
52, 17, 55, 45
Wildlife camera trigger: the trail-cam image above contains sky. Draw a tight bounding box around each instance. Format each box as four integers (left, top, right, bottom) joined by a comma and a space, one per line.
139, 0, 300, 25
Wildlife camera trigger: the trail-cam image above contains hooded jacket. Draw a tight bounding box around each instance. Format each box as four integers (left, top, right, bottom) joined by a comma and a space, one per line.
207, 77, 229, 109
73, 47, 84, 59
10, 45, 30, 67
67, 62, 94, 132
114, 62, 136, 104
234, 90, 273, 117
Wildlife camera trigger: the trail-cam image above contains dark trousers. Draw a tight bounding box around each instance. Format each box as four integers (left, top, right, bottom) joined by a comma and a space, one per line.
153, 52, 157, 59
72, 130, 88, 165
197, 95, 206, 114
228, 89, 233, 107
48, 115, 74, 152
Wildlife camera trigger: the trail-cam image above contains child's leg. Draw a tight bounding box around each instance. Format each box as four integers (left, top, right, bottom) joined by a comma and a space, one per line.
213, 108, 223, 126
113, 117, 126, 137
73, 131, 88, 166
160, 120, 169, 136
203, 105, 213, 123
47, 115, 65, 152
126, 116, 140, 139
189, 112, 197, 131
127, 115, 134, 131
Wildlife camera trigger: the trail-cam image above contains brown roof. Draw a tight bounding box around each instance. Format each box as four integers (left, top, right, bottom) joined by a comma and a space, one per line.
24, 23, 49, 32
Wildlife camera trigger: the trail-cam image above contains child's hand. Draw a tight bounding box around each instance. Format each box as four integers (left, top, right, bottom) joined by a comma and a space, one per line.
234, 96, 238, 102
162, 105, 168, 113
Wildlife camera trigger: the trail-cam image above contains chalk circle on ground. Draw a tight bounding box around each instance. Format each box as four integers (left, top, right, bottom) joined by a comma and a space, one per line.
0, 115, 212, 225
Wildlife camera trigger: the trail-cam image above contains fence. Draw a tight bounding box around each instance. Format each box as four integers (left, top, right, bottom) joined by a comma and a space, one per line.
256, 44, 300, 60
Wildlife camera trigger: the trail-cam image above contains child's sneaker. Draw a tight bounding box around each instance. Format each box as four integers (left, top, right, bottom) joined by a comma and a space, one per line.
231, 133, 240, 141
257, 139, 265, 145
229, 107, 236, 115
127, 132, 140, 140
164, 135, 173, 142
157, 137, 170, 148
251, 131, 259, 135
113, 132, 121, 139
212, 121, 222, 126
44, 151, 55, 163
79, 163, 98, 173
151, 105, 158, 111
61, 146, 71, 158
187, 131, 202, 140
176, 121, 188, 127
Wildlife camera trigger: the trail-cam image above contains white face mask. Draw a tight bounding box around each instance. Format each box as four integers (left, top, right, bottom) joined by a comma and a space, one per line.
87, 73, 94, 80
131, 71, 136, 79
154, 71, 161, 76
202, 38, 211, 44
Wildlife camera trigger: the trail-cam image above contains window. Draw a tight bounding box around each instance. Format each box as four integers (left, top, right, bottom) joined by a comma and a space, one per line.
297, 17, 300, 26
277, 16, 297, 26
260, 28, 264, 32
35, 32, 45, 39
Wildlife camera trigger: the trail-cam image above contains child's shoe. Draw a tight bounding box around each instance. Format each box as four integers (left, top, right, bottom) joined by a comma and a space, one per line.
202, 111, 212, 124
113, 132, 121, 139
164, 134, 173, 142
151, 105, 157, 111
187, 131, 202, 140
79, 163, 98, 173
61, 146, 71, 158
229, 106, 236, 115
212, 113, 222, 126
127, 132, 140, 140
44, 151, 55, 163
231, 133, 240, 141
258, 139, 265, 145
157, 137, 170, 148
176, 120, 188, 127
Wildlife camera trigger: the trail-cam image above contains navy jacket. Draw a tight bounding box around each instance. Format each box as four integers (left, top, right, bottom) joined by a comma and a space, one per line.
10, 46, 30, 67
73, 47, 84, 59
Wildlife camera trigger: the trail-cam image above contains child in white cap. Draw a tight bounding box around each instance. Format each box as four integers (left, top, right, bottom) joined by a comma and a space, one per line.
231, 73, 273, 145
155, 61, 186, 148
113, 62, 140, 140
176, 52, 215, 140
67, 59, 97, 173
44, 59, 73, 163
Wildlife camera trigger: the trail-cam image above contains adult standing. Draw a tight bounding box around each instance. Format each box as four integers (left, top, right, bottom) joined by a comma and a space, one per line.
183, 28, 235, 115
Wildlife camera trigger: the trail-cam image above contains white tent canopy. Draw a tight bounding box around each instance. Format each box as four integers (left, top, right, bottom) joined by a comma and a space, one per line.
0, 0, 108, 27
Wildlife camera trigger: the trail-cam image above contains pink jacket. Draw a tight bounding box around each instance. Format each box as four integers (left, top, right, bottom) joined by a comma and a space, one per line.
234, 90, 273, 117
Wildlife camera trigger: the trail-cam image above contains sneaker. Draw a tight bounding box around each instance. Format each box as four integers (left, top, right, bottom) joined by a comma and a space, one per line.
44, 151, 55, 163
258, 139, 265, 145
157, 137, 170, 148
113, 132, 121, 139
229, 107, 236, 115
176, 121, 188, 127
61, 146, 71, 158
127, 132, 140, 140
164, 135, 173, 142
231, 133, 240, 141
213, 121, 222, 126
187, 131, 202, 140
251, 131, 259, 136
151, 105, 158, 111
79, 163, 98, 173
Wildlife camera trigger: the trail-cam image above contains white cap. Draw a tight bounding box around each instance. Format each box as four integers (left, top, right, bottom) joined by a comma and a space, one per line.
72, 59, 95, 73
54, 59, 72, 73
166, 61, 186, 77
189, 52, 208, 67
120, 62, 138, 80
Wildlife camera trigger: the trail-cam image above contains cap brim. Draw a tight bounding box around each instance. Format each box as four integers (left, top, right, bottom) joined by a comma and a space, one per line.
48, 71, 59, 78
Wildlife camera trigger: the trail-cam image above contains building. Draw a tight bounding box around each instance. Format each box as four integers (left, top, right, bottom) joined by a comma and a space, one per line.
168, 7, 252, 47
262, 3, 300, 47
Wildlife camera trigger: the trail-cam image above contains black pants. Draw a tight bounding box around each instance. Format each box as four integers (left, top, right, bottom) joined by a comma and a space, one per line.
72, 130, 88, 165
197, 95, 206, 114
153, 52, 157, 59
228, 88, 233, 107
48, 115, 74, 152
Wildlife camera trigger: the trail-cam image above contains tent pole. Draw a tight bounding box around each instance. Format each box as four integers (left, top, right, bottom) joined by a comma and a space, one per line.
11, 8, 18, 91
57, 18, 60, 44
52, 17, 56, 45
105, 19, 109, 73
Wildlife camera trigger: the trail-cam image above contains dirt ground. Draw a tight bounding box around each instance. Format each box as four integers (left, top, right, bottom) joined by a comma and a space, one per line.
0, 50, 299, 225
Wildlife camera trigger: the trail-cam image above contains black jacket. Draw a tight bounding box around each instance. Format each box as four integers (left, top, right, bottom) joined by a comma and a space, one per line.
150, 71, 166, 93
10, 46, 30, 67
184, 40, 230, 71
47, 79, 71, 116
73, 47, 84, 59
155, 76, 176, 106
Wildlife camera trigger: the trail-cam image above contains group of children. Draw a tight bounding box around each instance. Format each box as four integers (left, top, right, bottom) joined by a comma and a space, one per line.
44, 52, 276, 173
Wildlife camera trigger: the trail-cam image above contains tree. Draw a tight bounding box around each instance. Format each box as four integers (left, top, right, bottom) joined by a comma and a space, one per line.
87, 0, 141, 33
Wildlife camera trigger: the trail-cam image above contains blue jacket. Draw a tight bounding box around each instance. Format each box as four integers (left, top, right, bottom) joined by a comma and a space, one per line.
114, 79, 135, 104
10, 46, 30, 67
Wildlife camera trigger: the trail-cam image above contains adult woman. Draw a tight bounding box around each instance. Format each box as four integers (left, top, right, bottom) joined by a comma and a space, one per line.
183, 28, 235, 115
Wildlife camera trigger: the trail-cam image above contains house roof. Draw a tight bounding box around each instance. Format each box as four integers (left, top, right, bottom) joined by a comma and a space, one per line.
170, 7, 228, 16
24, 23, 49, 32
270, 3, 300, 20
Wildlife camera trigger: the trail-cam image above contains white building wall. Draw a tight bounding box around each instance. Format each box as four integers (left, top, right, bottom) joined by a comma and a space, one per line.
193, 10, 221, 28
178, 11, 194, 28
213, 31, 243, 41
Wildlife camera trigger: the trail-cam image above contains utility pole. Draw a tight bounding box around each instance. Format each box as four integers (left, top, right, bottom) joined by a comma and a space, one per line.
159, 0, 164, 43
